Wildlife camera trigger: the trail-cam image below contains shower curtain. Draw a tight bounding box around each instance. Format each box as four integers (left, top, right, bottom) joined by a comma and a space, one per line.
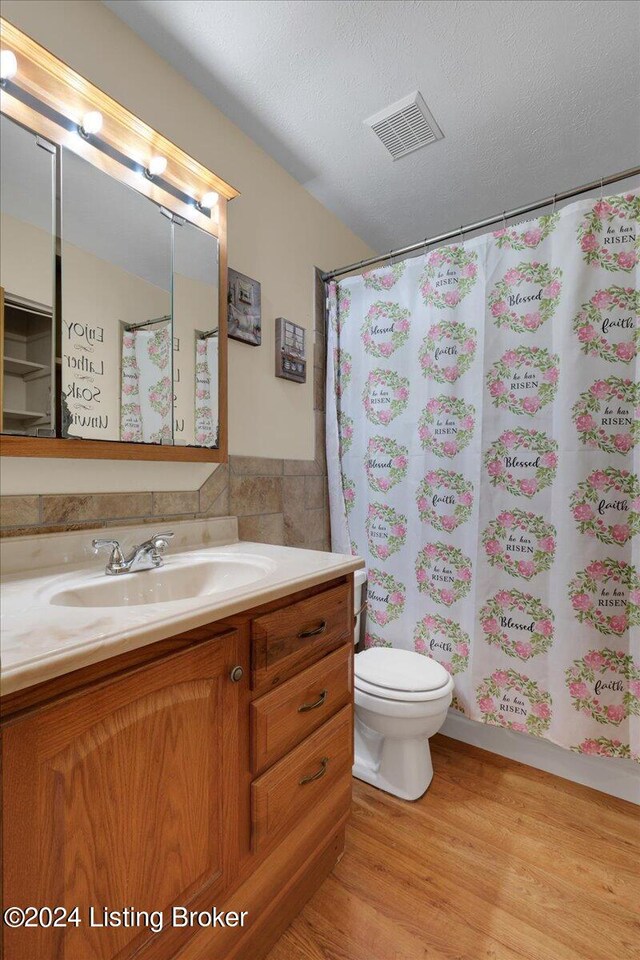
327, 191, 639, 761
120, 326, 172, 443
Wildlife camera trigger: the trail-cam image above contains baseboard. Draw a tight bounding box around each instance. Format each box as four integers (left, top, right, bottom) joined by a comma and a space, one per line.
441, 711, 639, 805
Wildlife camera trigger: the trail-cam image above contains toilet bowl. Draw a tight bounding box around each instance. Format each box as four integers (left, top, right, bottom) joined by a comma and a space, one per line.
352, 613, 453, 800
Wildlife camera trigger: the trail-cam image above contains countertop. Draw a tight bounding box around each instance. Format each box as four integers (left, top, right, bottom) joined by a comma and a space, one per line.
0, 517, 364, 695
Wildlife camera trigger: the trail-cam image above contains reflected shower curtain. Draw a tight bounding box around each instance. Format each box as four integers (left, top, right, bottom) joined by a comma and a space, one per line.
120, 326, 172, 443
327, 192, 639, 761
195, 335, 219, 447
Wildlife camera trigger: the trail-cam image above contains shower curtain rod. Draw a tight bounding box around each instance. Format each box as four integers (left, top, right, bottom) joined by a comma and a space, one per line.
125, 314, 171, 332
321, 164, 640, 282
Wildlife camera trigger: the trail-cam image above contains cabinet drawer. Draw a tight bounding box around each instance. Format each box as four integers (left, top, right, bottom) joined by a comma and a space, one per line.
251, 705, 352, 852
251, 643, 352, 774
251, 581, 352, 692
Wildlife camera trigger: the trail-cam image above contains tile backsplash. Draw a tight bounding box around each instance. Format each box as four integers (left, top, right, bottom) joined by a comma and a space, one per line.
0, 454, 329, 550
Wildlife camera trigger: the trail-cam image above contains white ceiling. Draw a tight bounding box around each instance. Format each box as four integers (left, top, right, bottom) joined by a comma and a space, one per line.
104, 0, 640, 254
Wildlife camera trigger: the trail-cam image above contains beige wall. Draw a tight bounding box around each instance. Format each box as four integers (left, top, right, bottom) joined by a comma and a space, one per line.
0, 0, 371, 495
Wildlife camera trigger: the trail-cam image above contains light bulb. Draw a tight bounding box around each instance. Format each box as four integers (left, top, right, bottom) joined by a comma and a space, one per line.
0, 49, 18, 82
79, 110, 103, 137
146, 155, 167, 178
198, 191, 219, 210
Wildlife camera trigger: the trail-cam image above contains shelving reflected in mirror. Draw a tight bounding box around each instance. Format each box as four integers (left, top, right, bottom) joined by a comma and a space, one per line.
0, 114, 56, 437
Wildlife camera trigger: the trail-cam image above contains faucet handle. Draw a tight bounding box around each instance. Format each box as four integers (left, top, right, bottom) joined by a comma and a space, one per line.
92, 538, 127, 573
149, 531, 174, 550
93, 537, 122, 555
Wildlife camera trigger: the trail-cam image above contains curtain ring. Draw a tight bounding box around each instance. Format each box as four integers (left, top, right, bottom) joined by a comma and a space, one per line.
552, 194, 557, 214
459, 225, 464, 244
502, 210, 507, 230
600, 176, 604, 200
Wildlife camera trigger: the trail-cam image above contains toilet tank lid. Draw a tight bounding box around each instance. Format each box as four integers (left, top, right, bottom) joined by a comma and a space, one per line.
354, 648, 450, 693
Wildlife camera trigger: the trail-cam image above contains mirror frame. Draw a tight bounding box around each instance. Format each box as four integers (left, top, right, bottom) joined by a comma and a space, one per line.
0, 18, 238, 462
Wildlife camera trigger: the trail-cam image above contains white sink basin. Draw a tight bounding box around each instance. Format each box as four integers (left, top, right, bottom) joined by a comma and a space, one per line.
49, 555, 275, 608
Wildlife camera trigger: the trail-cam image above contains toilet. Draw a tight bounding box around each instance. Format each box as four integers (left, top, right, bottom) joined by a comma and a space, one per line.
351, 571, 454, 801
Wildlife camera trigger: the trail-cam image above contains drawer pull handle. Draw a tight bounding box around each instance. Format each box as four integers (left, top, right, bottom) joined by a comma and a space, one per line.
298, 689, 328, 713
299, 757, 329, 785
298, 619, 327, 639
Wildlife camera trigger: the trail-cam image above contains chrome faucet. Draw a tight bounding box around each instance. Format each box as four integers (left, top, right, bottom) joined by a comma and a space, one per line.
93, 532, 174, 576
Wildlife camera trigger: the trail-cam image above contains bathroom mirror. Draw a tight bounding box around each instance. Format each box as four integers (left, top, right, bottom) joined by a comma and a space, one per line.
61, 148, 173, 443
0, 17, 236, 461
0, 113, 56, 437
173, 221, 219, 447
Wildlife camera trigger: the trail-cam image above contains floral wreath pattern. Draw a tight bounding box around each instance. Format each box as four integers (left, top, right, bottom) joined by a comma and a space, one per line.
416, 469, 474, 532
367, 569, 406, 627
342, 477, 356, 515
572, 377, 639, 455
573, 286, 639, 364
476, 669, 552, 737
572, 738, 639, 762
361, 301, 411, 358
365, 503, 407, 560
415, 542, 472, 607
419, 320, 477, 383
364, 632, 393, 649
149, 376, 171, 417
569, 559, 640, 636
418, 395, 476, 458
480, 590, 555, 661
365, 437, 408, 493
493, 213, 559, 250
570, 468, 639, 546
419, 245, 478, 309
488, 261, 562, 333
482, 510, 556, 580
565, 649, 640, 725
362, 261, 406, 291
486, 346, 559, 416
148, 329, 170, 370
577, 194, 640, 272
484, 428, 558, 498
338, 411, 354, 455
414, 614, 470, 675
362, 369, 409, 425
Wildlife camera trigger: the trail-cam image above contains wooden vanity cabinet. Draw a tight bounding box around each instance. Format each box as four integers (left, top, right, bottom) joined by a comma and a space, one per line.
1, 573, 355, 960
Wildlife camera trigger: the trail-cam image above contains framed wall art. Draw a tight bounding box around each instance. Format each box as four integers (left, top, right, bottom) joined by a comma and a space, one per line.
228, 268, 261, 345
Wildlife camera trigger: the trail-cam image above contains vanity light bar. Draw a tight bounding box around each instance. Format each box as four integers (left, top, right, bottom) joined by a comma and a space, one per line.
1, 73, 217, 218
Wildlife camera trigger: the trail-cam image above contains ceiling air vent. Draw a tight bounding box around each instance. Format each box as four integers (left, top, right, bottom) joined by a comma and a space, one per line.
365, 91, 443, 160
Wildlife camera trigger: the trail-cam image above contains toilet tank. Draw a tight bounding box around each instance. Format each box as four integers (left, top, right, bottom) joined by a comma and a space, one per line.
353, 568, 367, 646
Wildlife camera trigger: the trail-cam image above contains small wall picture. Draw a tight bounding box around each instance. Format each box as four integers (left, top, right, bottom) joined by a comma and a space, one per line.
228, 268, 261, 345
275, 317, 306, 383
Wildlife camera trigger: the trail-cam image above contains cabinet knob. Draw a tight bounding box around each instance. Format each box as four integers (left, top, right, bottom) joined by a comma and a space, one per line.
229, 665, 244, 683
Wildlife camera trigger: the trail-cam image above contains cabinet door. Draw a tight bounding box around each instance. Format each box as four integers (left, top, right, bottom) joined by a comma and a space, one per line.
2, 632, 242, 960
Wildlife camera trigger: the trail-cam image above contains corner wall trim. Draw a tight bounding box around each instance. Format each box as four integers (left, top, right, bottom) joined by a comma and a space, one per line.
441, 711, 639, 805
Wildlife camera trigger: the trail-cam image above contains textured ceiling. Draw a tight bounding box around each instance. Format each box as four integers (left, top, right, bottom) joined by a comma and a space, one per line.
104, 0, 640, 255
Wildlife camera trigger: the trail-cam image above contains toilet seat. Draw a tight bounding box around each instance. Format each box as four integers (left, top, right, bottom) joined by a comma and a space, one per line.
354, 648, 451, 702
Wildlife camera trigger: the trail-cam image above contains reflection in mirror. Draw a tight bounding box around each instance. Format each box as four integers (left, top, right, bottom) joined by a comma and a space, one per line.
173, 221, 219, 447
61, 148, 172, 442
0, 114, 56, 437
